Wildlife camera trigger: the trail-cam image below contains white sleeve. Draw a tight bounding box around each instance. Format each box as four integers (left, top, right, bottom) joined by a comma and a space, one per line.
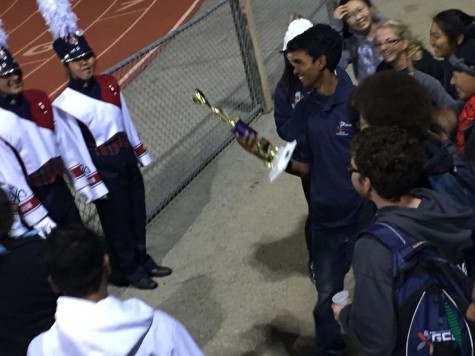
26, 333, 44, 356
171, 320, 204, 356
54, 108, 109, 200
0, 140, 49, 226
0, 184, 30, 237
119, 92, 153, 166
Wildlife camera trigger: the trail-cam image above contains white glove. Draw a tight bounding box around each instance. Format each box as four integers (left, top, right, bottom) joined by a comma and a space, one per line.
77, 186, 94, 204
33, 216, 57, 239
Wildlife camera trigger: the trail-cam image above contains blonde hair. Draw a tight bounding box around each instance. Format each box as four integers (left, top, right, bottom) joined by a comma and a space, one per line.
378, 19, 423, 74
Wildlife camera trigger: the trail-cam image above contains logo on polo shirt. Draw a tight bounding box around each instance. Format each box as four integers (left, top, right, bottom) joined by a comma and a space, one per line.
292, 91, 304, 109
336, 121, 352, 136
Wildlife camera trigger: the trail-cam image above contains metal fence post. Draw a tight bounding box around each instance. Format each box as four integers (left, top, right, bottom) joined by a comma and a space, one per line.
239, 0, 273, 113
229, 0, 266, 111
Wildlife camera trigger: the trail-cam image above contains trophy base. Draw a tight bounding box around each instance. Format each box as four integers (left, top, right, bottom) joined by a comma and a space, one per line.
269, 140, 297, 182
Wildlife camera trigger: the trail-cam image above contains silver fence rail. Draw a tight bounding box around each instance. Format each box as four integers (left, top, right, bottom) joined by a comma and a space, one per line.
79, 0, 334, 229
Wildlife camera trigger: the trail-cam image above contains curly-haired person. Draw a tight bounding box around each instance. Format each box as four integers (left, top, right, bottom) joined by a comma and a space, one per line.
350, 71, 474, 203
332, 126, 474, 355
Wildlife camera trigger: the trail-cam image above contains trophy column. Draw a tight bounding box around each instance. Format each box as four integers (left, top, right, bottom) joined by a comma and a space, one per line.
192, 89, 296, 182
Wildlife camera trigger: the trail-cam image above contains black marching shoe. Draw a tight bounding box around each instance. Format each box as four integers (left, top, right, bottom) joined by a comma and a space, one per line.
148, 266, 172, 278
131, 277, 158, 290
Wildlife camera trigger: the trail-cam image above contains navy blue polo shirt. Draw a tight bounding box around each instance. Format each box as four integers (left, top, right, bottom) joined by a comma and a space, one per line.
283, 67, 364, 231
273, 75, 307, 139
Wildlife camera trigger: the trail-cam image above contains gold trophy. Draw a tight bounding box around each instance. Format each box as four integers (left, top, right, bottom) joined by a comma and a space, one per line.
192, 89, 296, 182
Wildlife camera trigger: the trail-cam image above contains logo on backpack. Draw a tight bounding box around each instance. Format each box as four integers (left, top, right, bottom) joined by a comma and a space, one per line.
364, 223, 475, 356
417, 329, 455, 351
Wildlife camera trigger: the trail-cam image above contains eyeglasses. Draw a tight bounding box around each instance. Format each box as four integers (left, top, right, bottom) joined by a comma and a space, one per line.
346, 162, 360, 174
374, 38, 401, 48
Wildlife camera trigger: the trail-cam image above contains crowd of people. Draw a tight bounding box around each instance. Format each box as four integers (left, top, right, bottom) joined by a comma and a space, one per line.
1, 0, 475, 354
237, 1, 475, 355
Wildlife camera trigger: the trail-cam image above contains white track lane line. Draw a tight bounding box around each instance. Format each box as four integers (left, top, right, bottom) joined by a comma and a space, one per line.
118, 0, 202, 86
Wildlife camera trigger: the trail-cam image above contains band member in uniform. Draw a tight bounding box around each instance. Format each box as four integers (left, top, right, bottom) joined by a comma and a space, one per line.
37, 0, 172, 290
0, 20, 108, 235
0, 138, 55, 237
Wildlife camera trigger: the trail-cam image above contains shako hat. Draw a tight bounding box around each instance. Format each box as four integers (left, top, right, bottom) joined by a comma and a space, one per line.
36, 0, 93, 63
0, 20, 20, 76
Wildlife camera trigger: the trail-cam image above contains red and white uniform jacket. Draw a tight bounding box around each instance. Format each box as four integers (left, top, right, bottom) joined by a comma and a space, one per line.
0, 139, 48, 233
0, 183, 29, 238
0, 90, 108, 202
53, 75, 153, 169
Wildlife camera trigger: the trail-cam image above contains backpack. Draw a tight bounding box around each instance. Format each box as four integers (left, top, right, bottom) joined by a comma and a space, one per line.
426, 168, 475, 213
423, 141, 475, 212
365, 222, 475, 356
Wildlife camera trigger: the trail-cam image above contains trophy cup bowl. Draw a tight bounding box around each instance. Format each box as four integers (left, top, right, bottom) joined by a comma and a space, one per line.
192, 89, 296, 182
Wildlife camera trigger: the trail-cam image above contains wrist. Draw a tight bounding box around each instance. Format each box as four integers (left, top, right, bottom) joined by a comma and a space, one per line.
285, 160, 293, 173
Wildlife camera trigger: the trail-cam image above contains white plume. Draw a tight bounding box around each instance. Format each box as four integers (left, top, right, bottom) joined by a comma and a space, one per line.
36, 0, 79, 39
0, 20, 8, 48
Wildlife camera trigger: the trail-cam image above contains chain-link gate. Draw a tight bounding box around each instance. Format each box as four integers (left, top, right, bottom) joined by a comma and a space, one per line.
77, 0, 335, 229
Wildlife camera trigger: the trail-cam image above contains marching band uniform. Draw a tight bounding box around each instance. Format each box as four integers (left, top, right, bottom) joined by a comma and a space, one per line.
0, 89, 105, 225
36, 0, 172, 288
0, 23, 107, 233
53, 74, 163, 285
0, 138, 53, 237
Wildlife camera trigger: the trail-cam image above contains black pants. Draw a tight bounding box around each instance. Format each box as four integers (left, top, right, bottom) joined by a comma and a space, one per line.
32, 175, 82, 226
0, 236, 58, 356
93, 148, 157, 283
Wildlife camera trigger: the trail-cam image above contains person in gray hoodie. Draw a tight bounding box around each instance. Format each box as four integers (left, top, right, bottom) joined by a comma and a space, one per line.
332, 126, 474, 355
27, 225, 203, 356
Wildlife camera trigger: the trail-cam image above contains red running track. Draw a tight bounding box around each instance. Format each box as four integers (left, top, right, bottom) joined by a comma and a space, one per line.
1, 0, 204, 98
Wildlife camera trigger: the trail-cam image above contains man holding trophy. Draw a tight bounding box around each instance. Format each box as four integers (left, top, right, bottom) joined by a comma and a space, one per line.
236, 24, 367, 356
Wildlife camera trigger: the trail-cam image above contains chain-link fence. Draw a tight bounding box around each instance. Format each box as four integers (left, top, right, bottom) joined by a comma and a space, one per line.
79, 0, 335, 229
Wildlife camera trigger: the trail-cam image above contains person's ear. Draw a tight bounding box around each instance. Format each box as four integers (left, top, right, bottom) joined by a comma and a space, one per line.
103, 254, 111, 276
359, 116, 369, 130
360, 176, 373, 197
316, 55, 327, 70
47, 275, 61, 294
456, 34, 464, 46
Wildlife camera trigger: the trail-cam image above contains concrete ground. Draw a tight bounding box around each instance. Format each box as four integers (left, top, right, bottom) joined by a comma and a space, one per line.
111, 0, 475, 355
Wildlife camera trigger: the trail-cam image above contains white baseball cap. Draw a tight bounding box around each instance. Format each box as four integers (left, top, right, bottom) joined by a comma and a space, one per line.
282, 18, 313, 51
